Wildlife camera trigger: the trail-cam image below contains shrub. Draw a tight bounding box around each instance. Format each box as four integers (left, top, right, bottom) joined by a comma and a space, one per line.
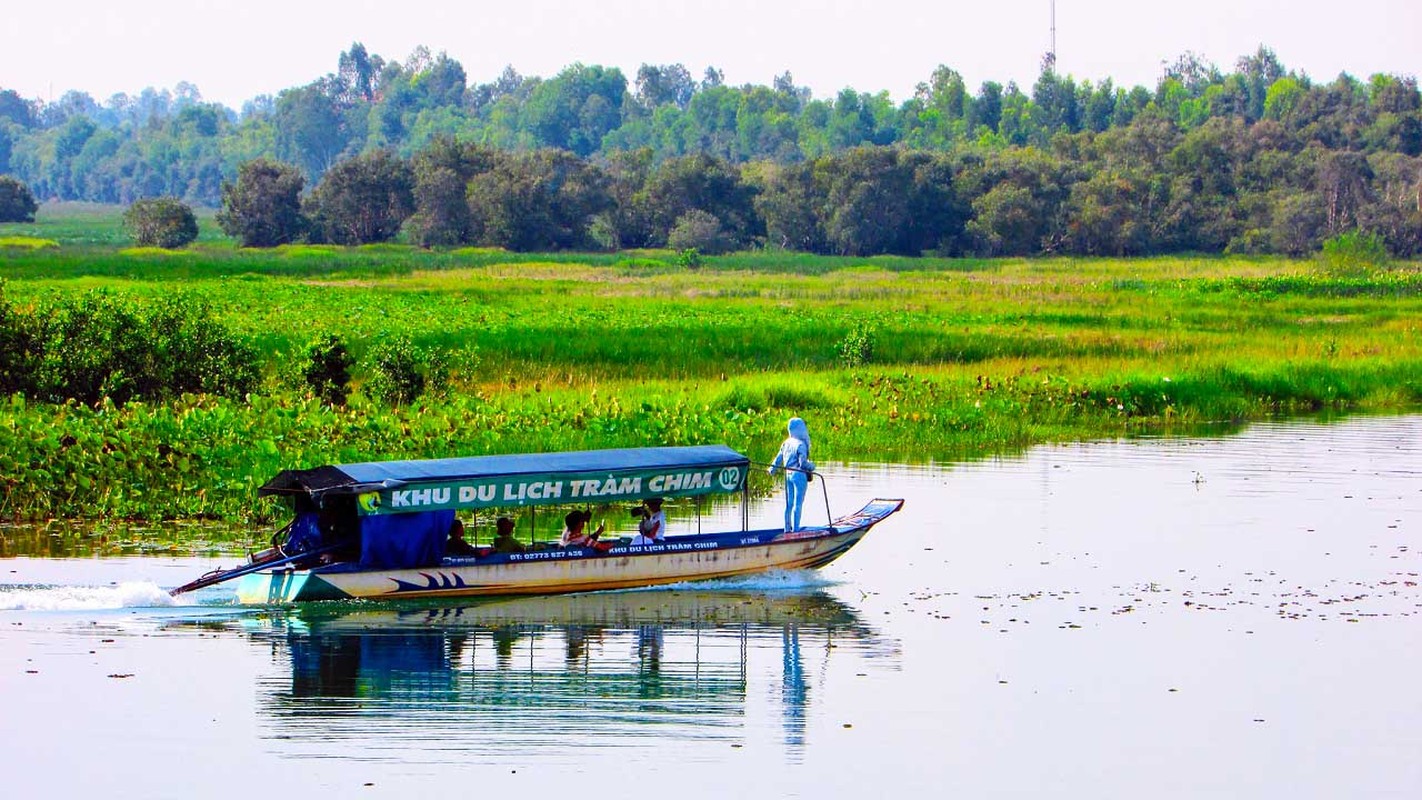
614, 257, 671, 270
0, 280, 43, 395
676, 248, 704, 270
425, 347, 457, 395
123, 197, 199, 248
141, 296, 260, 401
6, 291, 258, 405
837, 321, 877, 368
668, 209, 733, 254
364, 335, 451, 405
303, 334, 354, 407
0, 175, 38, 223
1319, 230, 1391, 277
717, 382, 830, 412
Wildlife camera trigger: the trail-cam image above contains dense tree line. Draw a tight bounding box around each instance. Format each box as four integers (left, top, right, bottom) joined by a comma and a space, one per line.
221, 126, 1420, 258
3, 44, 1421, 256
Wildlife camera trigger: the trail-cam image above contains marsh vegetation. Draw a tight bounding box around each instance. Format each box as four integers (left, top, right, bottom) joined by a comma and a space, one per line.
2, 206, 1418, 526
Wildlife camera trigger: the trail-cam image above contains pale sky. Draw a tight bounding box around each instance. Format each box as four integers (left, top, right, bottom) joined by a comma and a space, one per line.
3, 0, 1419, 110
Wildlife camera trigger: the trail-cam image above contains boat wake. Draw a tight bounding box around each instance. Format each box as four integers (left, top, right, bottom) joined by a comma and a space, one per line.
0, 582, 179, 611
636, 569, 839, 593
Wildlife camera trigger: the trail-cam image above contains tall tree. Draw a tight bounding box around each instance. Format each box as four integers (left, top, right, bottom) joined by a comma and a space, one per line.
1032, 70, 1079, 140
337, 42, 382, 103
467, 149, 612, 250
969, 81, 1003, 134
961, 147, 1074, 255
1362, 152, 1422, 255
274, 82, 350, 180
521, 64, 627, 156
0, 89, 35, 128
416, 53, 469, 109
1235, 46, 1288, 122
639, 153, 759, 247
216, 158, 306, 247
752, 161, 824, 251
305, 149, 415, 245
815, 147, 960, 255
635, 64, 696, 111
1314, 147, 1373, 235
404, 137, 496, 246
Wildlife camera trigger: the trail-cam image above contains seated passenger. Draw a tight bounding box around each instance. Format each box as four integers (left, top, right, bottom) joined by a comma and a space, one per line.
315, 502, 361, 564
630, 497, 667, 546
492, 516, 524, 554
446, 517, 479, 557
560, 510, 613, 552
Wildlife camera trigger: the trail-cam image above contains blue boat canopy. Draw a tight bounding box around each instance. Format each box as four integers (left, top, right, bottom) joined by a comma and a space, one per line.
261, 445, 750, 516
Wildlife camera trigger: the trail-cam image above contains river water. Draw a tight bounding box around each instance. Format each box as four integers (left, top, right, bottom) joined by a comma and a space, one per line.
1, 416, 1418, 798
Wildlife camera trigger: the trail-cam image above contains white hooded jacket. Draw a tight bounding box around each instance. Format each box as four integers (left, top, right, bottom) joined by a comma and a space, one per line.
770, 417, 815, 476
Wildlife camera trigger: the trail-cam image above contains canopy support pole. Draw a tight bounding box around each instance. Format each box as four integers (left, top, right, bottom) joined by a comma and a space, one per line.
741, 481, 749, 533
818, 474, 833, 531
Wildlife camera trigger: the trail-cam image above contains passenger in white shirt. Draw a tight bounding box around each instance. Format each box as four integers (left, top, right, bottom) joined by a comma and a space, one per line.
631, 498, 666, 546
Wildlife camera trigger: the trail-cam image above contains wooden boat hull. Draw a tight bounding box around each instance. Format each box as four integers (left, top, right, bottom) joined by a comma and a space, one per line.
236, 498, 901, 604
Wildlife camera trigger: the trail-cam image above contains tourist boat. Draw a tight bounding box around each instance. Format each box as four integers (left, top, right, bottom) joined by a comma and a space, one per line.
172, 445, 903, 603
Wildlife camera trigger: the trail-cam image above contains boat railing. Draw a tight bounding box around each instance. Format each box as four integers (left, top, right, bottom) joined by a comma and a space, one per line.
752, 461, 833, 532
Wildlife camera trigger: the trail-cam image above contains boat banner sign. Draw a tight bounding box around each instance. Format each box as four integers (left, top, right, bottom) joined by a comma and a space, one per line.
357, 465, 746, 515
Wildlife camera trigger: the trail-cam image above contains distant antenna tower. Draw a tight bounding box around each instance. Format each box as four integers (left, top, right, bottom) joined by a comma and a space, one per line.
1042, 0, 1058, 73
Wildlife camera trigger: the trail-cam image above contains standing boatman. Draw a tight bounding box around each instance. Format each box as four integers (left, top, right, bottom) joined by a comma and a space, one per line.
768, 417, 815, 531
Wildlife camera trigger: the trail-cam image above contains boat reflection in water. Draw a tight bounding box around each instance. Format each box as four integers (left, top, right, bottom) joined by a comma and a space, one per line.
226, 588, 897, 759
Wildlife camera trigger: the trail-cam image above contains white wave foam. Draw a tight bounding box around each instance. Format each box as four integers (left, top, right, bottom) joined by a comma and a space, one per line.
639, 569, 839, 593
0, 582, 179, 611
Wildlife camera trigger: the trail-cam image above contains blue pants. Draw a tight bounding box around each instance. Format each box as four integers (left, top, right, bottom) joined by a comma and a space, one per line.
783, 472, 808, 531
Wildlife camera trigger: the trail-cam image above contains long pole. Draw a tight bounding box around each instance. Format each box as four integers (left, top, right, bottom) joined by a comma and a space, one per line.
169, 542, 343, 596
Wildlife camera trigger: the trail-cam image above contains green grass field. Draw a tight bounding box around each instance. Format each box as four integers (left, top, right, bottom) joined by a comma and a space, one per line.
3, 203, 1420, 525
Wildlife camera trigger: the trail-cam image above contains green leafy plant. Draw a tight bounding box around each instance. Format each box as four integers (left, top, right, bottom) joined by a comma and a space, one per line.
837, 320, 877, 368
363, 335, 453, 405
1319, 231, 1390, 277
676, 247, 703, 269
303, 334, 355, 406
